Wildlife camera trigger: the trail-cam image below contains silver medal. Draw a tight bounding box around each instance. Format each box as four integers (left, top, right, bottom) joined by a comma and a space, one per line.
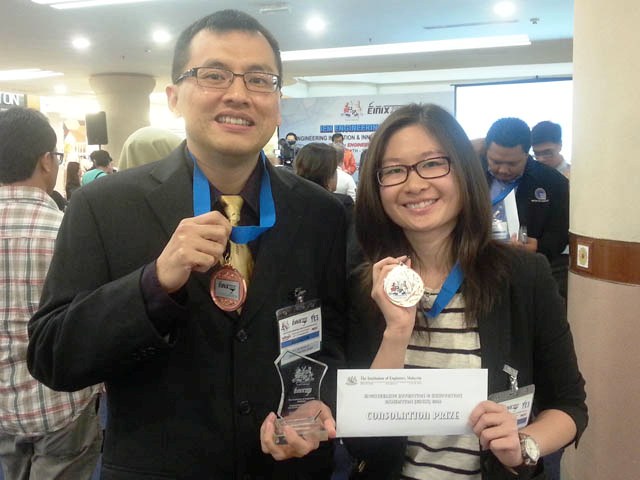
383, 263, 424, 307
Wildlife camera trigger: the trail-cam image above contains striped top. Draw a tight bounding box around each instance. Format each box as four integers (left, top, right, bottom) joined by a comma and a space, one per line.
401, 289, 482, 480
0, 186, 99, 435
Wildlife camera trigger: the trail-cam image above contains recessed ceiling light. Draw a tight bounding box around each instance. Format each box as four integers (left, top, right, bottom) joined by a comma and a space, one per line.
0, 69, 64, 81
493, 1, 516, 18
72, 37, 91, 50
282, 35, 530, 62
305, 16, 326, 34
152, 29, 171, 44
54, 84, 68, 94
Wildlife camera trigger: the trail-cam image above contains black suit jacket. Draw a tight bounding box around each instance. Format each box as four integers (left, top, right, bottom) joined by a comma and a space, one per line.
484, 157, 570, 262
344, 250, 587, 479
28, 146, 347, 479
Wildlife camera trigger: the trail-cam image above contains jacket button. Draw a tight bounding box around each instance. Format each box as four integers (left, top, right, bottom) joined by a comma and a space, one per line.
235, 329, 248, 342
237, 400, 252, 415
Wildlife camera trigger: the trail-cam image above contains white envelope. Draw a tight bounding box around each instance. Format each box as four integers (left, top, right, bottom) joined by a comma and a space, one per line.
336, 369, 487, 437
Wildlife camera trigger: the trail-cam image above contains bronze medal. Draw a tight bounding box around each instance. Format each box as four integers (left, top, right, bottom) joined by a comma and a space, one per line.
210, 265, 247, 311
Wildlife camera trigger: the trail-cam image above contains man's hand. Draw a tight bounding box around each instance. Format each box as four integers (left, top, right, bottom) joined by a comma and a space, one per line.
260, 400, 336, 461
156, 211, 232, 293
510, 235, 538, 253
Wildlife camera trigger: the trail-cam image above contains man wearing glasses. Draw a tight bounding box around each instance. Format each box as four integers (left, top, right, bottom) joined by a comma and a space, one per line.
531, 121, 571, 180
0, 107, 101, 479
28, 9, 346, 480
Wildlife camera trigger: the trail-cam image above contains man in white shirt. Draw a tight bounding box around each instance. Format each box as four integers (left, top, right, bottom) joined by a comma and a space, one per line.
531, 121, 570, 179
335, 166, 356, 201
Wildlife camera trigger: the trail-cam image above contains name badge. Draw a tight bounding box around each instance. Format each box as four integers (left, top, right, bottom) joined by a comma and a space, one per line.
276, 298, 322, 359
488, 384, 535, 429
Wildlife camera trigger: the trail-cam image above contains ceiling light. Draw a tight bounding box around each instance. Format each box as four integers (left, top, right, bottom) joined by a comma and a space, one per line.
305, 16, 326, 34
152, 29, 171, 44
72, 37, 91, 50
258, 4, 291, 15
493, 1, 516, 18
282, 35, 531, 62
0, 69, 64, 81
32, 0, 158, 9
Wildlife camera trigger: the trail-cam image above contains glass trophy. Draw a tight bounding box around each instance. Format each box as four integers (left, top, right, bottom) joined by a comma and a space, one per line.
273, 350, 329, 445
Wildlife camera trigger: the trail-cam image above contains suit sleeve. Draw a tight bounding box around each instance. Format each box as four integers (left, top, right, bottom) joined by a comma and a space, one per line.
536, 173, 569, 259
27, 188, 183, 391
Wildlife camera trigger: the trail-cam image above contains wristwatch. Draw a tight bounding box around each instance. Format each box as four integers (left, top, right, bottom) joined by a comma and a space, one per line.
518, 432, 540, 466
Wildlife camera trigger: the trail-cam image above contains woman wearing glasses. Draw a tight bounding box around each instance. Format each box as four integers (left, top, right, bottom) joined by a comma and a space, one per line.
344, 103, 587, 479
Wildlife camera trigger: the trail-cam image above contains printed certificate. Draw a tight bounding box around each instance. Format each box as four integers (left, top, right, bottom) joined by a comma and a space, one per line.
336, 369, 487, 437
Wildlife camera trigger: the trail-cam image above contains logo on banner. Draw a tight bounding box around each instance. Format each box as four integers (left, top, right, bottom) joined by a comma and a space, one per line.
367, 102, 405, 115
341, 100, 362, 120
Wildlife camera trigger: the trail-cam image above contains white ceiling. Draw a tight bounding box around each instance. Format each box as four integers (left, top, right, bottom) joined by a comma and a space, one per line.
0, 0, 574, 97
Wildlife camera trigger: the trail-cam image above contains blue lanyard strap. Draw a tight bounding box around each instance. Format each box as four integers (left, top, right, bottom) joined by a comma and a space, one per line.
491, 178, 521, 206
425, 262, 464, 319
190, 151, 276, 244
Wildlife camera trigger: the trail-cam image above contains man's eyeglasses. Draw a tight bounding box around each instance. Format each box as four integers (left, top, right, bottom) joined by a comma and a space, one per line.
175, 67, 280, 93
532, 149, 555, 159
376, 157, 451, 187
50, 152, 64, 165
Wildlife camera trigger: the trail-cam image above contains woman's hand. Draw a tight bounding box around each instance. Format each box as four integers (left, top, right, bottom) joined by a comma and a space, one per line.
469, 400, 522, 468
369, 256, 420, 369
371, 256, 418, 336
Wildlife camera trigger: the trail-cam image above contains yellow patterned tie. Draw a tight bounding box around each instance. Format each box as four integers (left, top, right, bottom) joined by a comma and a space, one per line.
220, 195, 254, 289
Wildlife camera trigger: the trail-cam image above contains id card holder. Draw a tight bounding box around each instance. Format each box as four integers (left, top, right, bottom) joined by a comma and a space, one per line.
489, 384, 535, 429
276, 289, 322, 360
488, 364, 535, 428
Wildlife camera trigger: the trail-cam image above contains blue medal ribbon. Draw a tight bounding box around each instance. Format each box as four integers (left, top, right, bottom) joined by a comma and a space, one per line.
425, 262, 464, 319
189, 151, 276, 244
491, 178, 521, 206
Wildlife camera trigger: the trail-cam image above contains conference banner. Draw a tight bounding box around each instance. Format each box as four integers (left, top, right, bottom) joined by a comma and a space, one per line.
280, 92, 453, 180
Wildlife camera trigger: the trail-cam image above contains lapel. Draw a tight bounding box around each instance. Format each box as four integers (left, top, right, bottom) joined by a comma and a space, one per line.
144, 145, 193, 238
142, 154, 307, 323
239, 164, 305, 327
478, 289, 513, 394
143, 147, 216, 297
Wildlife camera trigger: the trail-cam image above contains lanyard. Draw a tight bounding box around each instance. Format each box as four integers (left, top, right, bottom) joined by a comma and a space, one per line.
190, 151, 276, 244
424, 262, 464, 319
491, 178, 521, 206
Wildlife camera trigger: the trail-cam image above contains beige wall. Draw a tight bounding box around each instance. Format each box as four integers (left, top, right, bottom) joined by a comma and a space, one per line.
564, 1, 640, 478
90, 74, 156, 161
571, 2, 640, 242
563, 275, 640, 478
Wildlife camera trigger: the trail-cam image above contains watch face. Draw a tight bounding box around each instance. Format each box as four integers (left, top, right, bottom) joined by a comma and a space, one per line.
523, 436, 540, 463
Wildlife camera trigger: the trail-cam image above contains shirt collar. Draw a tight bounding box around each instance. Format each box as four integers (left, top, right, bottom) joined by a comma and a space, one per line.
211, 160, 262, 218
182, 147, 262, 218
0, 185, 59, 210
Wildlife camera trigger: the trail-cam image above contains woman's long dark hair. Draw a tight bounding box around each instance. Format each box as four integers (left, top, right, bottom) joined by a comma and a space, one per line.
65, 161, 81, 200
294, 142, 338, 189
355, 103, 511, 323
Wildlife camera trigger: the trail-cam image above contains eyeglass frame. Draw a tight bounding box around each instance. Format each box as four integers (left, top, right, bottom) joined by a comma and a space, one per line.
175, 66, 281, 93
49, 152, 64, 165
376, 156, 451, 187
532, 148, 556, 160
